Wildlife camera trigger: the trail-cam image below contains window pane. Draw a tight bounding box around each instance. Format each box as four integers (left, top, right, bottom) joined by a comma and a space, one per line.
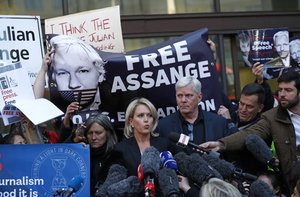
67, 0, 118, 14
124, 37, 172, 51
62, 0, 214, 15
0, 0, 62, 19
220, 0, 300, 12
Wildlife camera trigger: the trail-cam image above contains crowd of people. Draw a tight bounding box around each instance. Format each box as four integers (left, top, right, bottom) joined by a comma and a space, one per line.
1, 35, 300, 197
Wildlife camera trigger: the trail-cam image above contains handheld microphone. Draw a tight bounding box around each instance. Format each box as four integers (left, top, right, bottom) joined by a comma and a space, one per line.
245, 134, 280, 172
168, 132, 220, 158
95, 164, 128, 197
249, 179, 274, 197
62, 176, 84, 197
160, 151, 178, 171
141, 146, 161, 197
158, 167, 180, 197
107, 176, 143, 197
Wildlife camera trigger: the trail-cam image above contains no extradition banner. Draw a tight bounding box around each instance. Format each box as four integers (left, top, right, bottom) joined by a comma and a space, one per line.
47, 28, 223, 128
0, 144, 90, 196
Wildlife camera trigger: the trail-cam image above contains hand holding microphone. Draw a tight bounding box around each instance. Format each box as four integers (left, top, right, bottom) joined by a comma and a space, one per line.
169, 132, 220, 158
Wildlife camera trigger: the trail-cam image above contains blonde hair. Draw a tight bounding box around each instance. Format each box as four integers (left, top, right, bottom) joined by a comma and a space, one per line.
123, 97, 159, 138
200, 178, 242, 197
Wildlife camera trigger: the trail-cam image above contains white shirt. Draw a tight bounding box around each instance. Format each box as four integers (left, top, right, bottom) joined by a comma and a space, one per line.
287, 109, 300, 146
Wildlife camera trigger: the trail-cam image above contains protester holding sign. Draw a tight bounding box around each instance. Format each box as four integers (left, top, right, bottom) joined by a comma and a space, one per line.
47, 35, 106, 113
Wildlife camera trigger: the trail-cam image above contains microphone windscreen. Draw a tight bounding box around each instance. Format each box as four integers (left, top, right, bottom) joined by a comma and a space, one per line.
202, 154, 235, 179
177, 153, 220, 186
107, 176, 143, 197
173, 151, 189, 175
95, 164, 128, 197
189, 153, 223, 180
160, 151, 178, 171
158, 167, 180, 196
245, 134, 273, 164
68, 176, 84, 192
141, 146, 161, 177
249, 180, 273, 197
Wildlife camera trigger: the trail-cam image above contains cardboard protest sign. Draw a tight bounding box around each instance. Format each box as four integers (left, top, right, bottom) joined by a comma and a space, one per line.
238, 27, 290, 79
46, 28, 223, 128
45, 6, 124, 53
0, 144, 90, 196
0, 62, 63, 126
0, 15, 44, 84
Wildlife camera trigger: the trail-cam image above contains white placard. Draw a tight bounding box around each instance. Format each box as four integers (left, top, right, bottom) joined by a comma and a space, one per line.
45, 6, 124, 53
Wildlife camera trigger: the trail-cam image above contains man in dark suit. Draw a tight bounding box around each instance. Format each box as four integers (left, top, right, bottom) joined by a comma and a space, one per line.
156, 76, 235, 154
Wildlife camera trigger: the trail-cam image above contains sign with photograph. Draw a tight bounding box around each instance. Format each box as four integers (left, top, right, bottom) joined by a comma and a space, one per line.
46, 28, 223, 128
238, 27, 290, 79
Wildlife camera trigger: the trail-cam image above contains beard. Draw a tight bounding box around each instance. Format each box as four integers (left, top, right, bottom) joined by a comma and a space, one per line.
280, 96, 300, 109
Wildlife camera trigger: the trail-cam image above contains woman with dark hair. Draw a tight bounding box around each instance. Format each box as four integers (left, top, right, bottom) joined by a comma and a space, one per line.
84, 113, 118, 197
79, 113, 119, 197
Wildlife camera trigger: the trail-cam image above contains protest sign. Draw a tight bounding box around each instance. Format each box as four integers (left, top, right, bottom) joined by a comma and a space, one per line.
0, 15, 44, 84
45, 6, 124, 53
0, 61, 63, 126
47, 28, 223, 128
238, 27, 290, 79
0, 144, 90, 196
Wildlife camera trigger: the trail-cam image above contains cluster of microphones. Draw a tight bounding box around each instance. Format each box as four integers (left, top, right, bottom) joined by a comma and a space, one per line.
53, 132, 280, 197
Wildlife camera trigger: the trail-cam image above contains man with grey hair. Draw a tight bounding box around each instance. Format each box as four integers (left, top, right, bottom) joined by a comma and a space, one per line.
273, 30, 290, 67
156, 76, 235, 154
290, 38, 300, 65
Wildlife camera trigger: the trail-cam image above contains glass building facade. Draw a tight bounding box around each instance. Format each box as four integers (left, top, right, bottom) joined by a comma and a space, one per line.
1, 0, 300, 99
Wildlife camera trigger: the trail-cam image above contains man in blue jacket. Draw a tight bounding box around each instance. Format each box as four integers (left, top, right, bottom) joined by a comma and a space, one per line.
156, 76, 235, 154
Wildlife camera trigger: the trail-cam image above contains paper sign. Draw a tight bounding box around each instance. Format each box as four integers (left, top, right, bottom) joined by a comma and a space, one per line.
45, 6, 124, 53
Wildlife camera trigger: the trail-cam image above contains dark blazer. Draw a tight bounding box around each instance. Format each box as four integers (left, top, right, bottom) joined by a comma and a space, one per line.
113, 135, 177, 177
156, 107, 234, 152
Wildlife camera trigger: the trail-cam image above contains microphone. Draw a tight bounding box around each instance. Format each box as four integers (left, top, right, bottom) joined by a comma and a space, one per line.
158, 167, 180, 197
173, 152, 220, 187
160, 151, 178, 172
141, 146, 161, 197
107, 176, 143, 197
61, 176, 84, 197
95, 164, 128, 197
245, 134, 280, 172
202, 153, 257, 182
249, 179, 274, 197
168, 132, 220, 157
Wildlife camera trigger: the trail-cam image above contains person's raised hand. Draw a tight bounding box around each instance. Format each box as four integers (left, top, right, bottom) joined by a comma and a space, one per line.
217, 105, 231, 120
252, 62, 264, 84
